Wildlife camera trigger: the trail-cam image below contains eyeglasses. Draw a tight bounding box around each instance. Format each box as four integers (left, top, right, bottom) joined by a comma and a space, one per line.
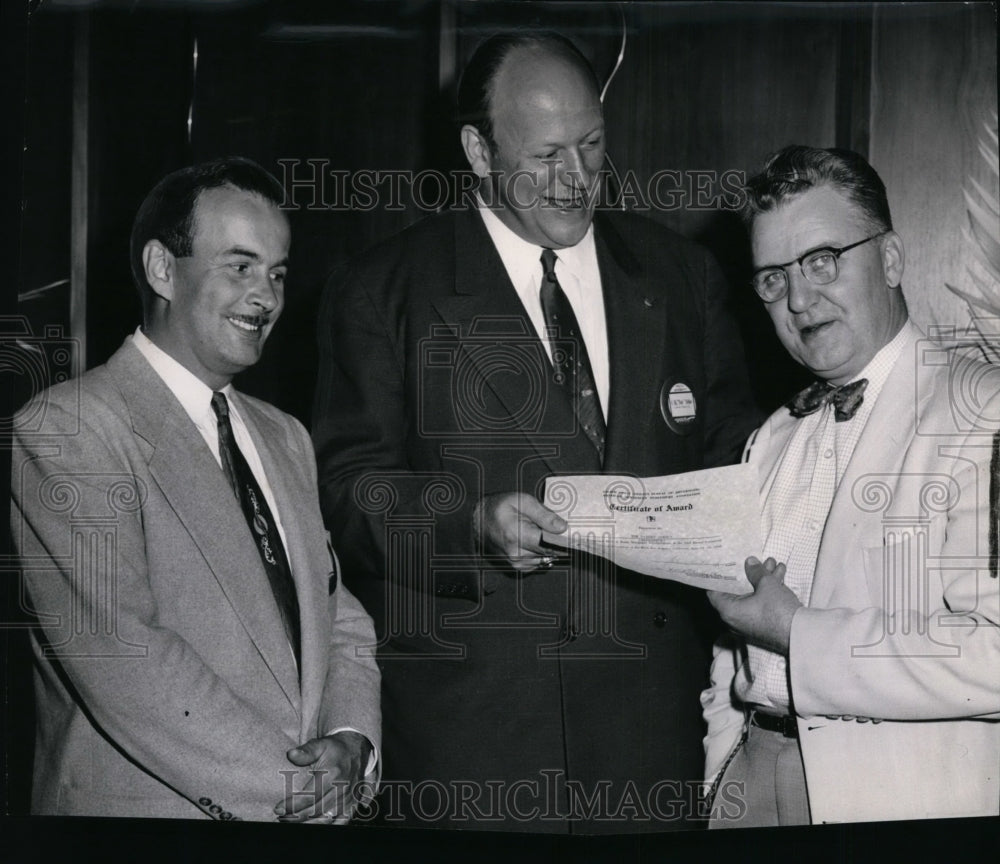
750, 231, 887, 302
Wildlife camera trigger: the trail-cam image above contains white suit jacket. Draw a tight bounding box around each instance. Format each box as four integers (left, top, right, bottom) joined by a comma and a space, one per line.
10, 339, 381, 820
703, 327, 1000, 823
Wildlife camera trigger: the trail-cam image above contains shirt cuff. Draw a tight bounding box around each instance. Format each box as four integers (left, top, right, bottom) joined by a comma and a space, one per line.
326, 727, 379, 777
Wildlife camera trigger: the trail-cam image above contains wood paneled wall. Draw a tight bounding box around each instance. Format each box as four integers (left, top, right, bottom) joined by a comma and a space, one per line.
870, 2, 999, 335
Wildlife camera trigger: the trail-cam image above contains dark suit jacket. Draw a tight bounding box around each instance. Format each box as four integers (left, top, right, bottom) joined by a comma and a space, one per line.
313, 207, 758, 832
10, 339, 380, 820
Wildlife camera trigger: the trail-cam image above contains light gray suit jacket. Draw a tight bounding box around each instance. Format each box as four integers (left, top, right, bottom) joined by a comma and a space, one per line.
703, 326, 1000, 823
10, 339, 380, 820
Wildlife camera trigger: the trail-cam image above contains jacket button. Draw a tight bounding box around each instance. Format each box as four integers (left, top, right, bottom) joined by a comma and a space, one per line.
653, 612, 667, 628
198, 797, 212, 806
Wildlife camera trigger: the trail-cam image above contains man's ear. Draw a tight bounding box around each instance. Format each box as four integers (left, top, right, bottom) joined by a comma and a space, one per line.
881, 230, 905, 289
460, 125, 493, 178
142, 239, 175, 302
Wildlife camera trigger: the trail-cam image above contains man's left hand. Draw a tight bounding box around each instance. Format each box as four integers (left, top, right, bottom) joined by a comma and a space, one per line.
274, 730, 373, 824
707, 556, 802, 654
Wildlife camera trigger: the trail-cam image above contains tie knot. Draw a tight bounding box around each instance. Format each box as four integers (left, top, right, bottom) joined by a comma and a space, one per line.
540, 248, 558, 283
211, 391, 230, 421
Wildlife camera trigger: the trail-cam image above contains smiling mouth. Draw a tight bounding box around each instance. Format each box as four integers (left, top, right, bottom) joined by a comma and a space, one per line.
543, 195, 587, 211
800, 321, 833, 339
227, 315, 268, 334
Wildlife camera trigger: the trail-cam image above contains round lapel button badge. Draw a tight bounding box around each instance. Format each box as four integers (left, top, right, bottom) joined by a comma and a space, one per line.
660, 380, 697, 435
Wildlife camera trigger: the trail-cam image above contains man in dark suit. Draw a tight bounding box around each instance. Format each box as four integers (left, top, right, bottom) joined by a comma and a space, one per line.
10, 158, 380, 821
313, 32, 758, 833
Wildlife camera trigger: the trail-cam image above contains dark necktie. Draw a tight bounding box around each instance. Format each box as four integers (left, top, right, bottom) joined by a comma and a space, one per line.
788, 378, 869, 422
211, 392, 301, 666
539, 248, 607, 458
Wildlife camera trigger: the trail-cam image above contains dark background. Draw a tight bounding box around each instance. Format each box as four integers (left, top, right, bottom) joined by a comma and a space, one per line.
4, 0, 999, 858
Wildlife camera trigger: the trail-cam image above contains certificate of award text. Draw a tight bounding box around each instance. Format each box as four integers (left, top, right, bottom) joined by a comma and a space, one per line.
542, 464, 760, 594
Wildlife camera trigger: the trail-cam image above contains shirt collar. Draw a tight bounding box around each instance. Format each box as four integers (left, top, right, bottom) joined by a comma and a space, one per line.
476, 197, 596, 287
554, 224, 597, 283
131, 327, 234, 426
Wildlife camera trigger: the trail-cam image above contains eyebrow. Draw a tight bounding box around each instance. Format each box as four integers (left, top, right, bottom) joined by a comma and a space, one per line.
222, 246, 288, 268
535, 124, 605, 150
756, 240, 838, 270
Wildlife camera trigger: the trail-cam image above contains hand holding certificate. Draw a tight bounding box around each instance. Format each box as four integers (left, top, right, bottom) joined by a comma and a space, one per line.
541, 464, 760, 594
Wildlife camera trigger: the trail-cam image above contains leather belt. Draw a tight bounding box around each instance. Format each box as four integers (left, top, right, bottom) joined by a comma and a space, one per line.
749, 709, 798, 738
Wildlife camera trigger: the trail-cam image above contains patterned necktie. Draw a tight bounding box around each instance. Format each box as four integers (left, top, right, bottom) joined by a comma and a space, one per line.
788, 378, 868, 422
539, 248, 606, 458
211, 392, 301, 666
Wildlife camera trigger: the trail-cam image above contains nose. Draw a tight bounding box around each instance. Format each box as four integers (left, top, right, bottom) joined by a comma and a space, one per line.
558, 147, 587, 190
785, 266, 819, 314
247, 273, 281, 314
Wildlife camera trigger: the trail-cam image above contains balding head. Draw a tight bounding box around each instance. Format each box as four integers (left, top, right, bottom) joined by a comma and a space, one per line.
458, 32, 601, 155
459, 32, 606, 249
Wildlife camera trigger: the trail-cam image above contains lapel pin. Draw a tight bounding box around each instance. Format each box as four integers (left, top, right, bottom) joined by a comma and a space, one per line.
660, 380, 698, 435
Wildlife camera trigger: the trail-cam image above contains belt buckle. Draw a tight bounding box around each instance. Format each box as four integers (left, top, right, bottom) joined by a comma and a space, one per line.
749, 708, 798, 739
777, 714, 797, 738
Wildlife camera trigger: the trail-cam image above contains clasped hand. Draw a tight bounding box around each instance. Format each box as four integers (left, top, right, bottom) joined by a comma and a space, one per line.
273, 730, 373, 824
707, 556, 802, 655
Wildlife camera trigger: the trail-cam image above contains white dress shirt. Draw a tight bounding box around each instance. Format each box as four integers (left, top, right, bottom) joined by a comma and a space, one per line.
477, 202, 611, 420
737, 320, 916, 713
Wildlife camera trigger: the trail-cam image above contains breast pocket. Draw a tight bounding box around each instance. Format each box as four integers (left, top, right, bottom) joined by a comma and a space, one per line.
861, 518, 946, 612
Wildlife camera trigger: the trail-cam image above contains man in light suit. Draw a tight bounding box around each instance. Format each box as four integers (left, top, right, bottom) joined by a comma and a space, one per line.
10, 158, 380, 821
313, 32, 759, 832
704, 145, 1000, 826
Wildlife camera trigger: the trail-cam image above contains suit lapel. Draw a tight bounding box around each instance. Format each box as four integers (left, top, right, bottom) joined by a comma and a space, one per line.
429, 208, 593, 473
593, 213, 666, 473
106, 342, 301, 713
810, 332, 921, 608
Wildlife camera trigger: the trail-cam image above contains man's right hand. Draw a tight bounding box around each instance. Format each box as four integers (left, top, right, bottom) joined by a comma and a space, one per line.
473, 492, 567, 571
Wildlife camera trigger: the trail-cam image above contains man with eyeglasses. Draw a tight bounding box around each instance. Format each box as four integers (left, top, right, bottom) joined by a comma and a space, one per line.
701, 145, 1000, 826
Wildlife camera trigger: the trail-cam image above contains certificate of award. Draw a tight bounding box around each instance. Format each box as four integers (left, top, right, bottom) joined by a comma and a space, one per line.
541, 464, 760, 594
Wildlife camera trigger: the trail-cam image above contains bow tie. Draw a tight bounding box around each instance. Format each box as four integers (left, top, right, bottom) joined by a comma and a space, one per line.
788, 378, 869, 422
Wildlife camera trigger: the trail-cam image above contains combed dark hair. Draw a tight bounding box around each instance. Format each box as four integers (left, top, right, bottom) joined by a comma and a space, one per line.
457, 30, 601, 154
129, 157, 285, 314
741, 145, 893, 232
